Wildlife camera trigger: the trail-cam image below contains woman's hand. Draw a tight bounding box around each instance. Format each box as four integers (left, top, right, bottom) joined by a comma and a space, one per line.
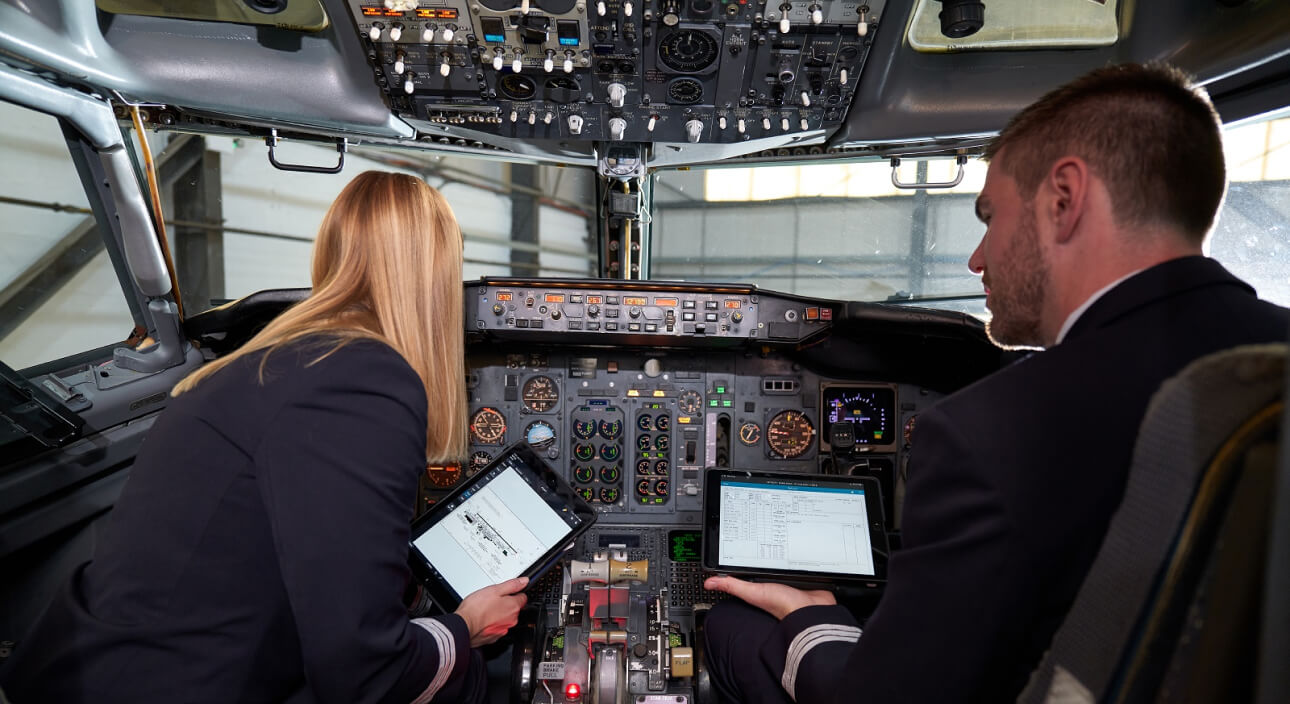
703, 575, 836, 620
454, 577, 529, 648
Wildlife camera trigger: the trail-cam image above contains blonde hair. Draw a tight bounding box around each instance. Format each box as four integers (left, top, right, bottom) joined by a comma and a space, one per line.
173, 171, 468, 462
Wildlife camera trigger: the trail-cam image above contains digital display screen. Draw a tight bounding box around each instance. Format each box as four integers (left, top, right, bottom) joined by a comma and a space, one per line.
415, 8, 459, 19
361, 6, 408, 16
724, 299, 742, 309
623, 296, 647, 306
496, 292, 513, 301
544, 293, 565, 303
413, 453, 581, 598
821, 386, 895, 445
654, 297, 679, 307
669, 530, 702, 563
586, 295, 603, 304
718, 477, 875, 576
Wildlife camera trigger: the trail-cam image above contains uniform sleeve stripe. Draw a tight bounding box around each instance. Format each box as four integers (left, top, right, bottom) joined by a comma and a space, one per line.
410, 617, 457, 704
781, 625, 862, 701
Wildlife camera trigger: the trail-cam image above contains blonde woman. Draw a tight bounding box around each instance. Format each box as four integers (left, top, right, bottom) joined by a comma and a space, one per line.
0, 172, 526, 704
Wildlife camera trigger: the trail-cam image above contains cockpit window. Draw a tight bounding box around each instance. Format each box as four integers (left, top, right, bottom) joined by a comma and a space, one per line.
0, 102, 136, 371
650, 157, 991, 310
907, 0, 1120, 53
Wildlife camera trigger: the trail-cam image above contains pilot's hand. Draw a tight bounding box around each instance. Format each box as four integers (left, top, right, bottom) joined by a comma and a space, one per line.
455, 576, 529, 648
703, 575, 836, 620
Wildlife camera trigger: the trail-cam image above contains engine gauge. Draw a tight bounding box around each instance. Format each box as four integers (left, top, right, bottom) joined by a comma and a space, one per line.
573, 419, 597, 439
425, 462, 463, 488
468, 451, 493, 476
636, 479, 652, 496
677, 390, 702, 415
637, 413, 654, 431
654, 459, 669, 476
574, 443, 595, 461
600, 444, 621, 462
573, 465, 594, 483
599, 487, 620, 503
525, 420, 556, 449
576, 487, 595, 502
821, 386, 896, 447
766, 411, 815, 459
738, 422, 762, 446
522, 375, 559, 412
598, 419, 622, 439
636, 458, 652, 475
469, 407, 506, 445
654, 434, 669, 452
655, 480, 669, 496
658, 29, 719, 73
599, 465, 620, 482
655, 414, 670, 431
637, 434, 653, 452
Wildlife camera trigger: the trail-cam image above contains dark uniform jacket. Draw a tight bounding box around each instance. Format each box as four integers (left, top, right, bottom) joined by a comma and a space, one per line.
0, 338, 471, 704
760, 257, 1289, 703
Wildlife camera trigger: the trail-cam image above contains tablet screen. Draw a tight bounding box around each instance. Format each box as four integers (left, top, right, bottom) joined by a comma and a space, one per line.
716, 474, 877, 577
412, 450, 584, 599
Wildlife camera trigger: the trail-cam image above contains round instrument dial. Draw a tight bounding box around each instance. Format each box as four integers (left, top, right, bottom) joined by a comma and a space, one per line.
600, 465, 620, 483
525, 420, 556, 449
574, 443, 595, 461
599, 487, 620, 503
498, 73, 538, 102
600, 444, 621, 462
468, 451, 493, 475
598, 419, 622, 440
658, 30, 719, 73
636, 458, 652, 475
654, 459, 669, 476
574, 419, 597, 439
766, 411, 815, 459
425, 463, 463, 488
677, 390, 702, 415
522, 375, 559, 412
574, 465, 594, 483
637, 434, 652, 452
655, 414, 670, 432
738, 422, 762, 446
654, 434, 669, 452
655, 480, 669, 496
637, 414, 654, 431
636, 479, 652, 496
470, 407, 507, 445
576, 487, 595, 502
667, 77, 703, 104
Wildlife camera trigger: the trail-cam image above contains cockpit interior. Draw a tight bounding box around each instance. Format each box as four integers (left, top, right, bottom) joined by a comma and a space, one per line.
2, 0, 1289, 702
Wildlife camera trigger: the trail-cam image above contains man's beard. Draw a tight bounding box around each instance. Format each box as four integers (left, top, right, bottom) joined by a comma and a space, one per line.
984, 206, 1049, 349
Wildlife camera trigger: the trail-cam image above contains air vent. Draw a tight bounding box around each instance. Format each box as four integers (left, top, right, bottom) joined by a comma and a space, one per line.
762, 378, 799, 394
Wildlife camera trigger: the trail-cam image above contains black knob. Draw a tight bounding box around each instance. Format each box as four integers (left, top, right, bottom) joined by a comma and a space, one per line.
492, 303, 505, 315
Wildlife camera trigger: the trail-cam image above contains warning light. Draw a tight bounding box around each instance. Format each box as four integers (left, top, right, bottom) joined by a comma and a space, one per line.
565, 683, 581, 700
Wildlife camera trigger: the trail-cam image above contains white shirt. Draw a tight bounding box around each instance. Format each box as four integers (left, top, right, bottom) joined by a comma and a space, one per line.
1053, 269, 1144, 345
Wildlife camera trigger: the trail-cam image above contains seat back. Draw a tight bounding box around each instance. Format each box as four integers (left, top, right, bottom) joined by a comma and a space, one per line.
1020, 344, 1286, 704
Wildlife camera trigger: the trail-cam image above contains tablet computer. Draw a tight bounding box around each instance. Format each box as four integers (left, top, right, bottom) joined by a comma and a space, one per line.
409, 442, 596, 609
702, 469, 888, 586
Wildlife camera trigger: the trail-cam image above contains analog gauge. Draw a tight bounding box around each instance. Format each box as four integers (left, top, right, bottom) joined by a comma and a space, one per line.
425, 463, 462, 488
637, 434, 653, 452
600, 465, 620, 483
576, 487, 595, 502
822, 386, 896, 446
655, 480, 669, 496
637, 414, 654, 431
658, 30, 719, 73
544, 76, 581, 104
766, 411, 815, 459
468, 451, 493, 475
655, 414, 670, 432
677, 390, 702, 415
637, 479, 652, 496
654, 459, 669, 476
574, 465, 594, 483
738, 422, 762, 446
522, 375, 559, 412
498, 73, 538, 101
470, 407, 507, 445
654, 434, 669, 452
667, 77, 703, 105
574, 419, 597, 439
525, 420, 556, 449
599, 487, 620, 503
600, 444, 621, 462
598, 419, 622, 440
574, 443, 595, 461
636, 458, 652, 475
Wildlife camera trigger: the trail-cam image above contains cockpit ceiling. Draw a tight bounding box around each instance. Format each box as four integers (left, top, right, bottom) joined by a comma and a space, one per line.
2, 0, 1289, 166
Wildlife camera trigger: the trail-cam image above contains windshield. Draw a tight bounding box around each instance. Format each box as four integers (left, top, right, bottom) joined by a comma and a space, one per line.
650, 115, 1290, 315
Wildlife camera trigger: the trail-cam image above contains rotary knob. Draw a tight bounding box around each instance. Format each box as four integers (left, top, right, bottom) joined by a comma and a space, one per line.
492, 303, 505, 315
609, 117, 627, 140
607, 82, 627, 108
731, 311, 744, 324
588, 304, 600, 317
628, 306, 642, 318
685, 119, 703, 143
567, 114, 584, 135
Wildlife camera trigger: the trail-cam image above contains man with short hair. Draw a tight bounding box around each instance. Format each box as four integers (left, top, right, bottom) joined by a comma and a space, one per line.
701, 62, 1289, 704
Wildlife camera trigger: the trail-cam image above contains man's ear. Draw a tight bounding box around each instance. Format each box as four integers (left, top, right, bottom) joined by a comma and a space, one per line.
1045, 156, 1089, 245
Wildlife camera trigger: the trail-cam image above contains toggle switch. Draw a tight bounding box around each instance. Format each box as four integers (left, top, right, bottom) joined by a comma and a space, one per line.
493, 52, 504, 71
781, 117, 789, 130
442, 26, 454, 41
718, 115, 727, 130
597, 0, 606, 15
840, 68, 848, 85
403, 73, 415, 93
369, 24, 383, 41
801, 91, 811, 106
563, 52, 575, 73
544, 50, 555, 72
762, 116, 771, 130
647, 115, 658, 131
568, 113, 584, 134
685, 119, 703, 143
390, 24, 403, 41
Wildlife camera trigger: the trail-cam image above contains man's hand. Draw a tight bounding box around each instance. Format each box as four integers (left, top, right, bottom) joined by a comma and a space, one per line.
454, 577, 529, 648
703, 576, 836, 620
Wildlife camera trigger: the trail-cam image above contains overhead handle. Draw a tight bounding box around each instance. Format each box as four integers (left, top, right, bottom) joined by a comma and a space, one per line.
266, 129, 347, 174
890, 155, 968, 190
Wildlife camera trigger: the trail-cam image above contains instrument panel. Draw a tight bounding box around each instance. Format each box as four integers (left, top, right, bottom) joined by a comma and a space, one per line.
344, 0, 889, 148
